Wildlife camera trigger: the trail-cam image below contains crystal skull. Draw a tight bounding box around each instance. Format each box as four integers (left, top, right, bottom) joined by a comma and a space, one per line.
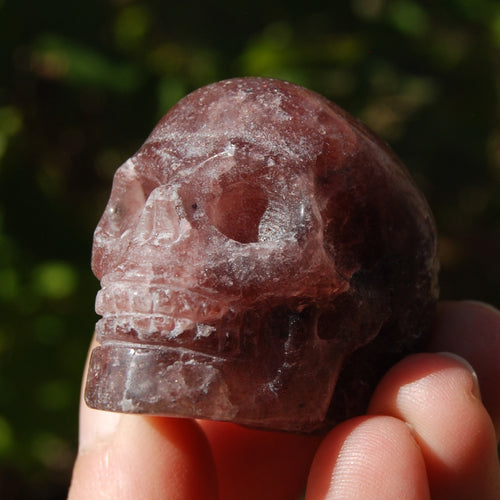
85, 77, 439, 433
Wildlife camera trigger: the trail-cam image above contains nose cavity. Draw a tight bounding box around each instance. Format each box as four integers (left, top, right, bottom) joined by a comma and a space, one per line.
135, 187, 182, 244
209, 182, 268, 244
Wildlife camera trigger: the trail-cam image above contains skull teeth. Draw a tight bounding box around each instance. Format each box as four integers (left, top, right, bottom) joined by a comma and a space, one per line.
95, 314, 243, 357
94, 283, 237, 353
95, 314, 193, 341
95, 283, 227, 321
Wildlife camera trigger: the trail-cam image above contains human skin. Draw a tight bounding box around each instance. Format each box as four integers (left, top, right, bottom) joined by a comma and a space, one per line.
68, 301, 500, 499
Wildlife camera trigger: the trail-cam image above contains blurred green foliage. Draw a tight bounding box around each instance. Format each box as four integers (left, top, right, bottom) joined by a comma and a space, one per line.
0, 0, 499, 497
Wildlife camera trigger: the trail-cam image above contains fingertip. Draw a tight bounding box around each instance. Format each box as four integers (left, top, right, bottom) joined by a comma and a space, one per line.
368, 352, 500, 499
369, 352, 482, 413
436, 351, 481, 398
429, 300, 500, 436
69, 415, 218, 500
306, 416, 430, 500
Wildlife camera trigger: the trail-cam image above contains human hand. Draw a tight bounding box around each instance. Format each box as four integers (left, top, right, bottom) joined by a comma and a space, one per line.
68, 301, 500, 499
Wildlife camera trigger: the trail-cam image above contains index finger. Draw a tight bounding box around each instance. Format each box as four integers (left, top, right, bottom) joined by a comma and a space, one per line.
427, 300, 500, 438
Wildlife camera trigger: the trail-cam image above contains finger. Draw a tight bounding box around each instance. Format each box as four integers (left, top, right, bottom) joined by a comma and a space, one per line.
69, 415, 218, 500
199, 420, 322, 500
305, 415, 430, 499
428, 300, 500, 436
369, 353, 500, 500
68, 337, 218, 500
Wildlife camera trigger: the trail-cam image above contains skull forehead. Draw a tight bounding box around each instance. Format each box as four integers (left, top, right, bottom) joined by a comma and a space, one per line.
129, 78, 360, 186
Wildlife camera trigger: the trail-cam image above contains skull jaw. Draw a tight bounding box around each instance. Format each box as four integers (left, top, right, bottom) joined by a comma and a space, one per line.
84, 340, 342, 433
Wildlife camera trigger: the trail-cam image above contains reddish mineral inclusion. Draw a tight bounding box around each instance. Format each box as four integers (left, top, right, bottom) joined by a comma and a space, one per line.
85, 77, 439, 433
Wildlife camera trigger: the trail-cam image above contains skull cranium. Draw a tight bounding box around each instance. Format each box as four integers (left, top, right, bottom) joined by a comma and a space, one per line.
85, 78, 438, 432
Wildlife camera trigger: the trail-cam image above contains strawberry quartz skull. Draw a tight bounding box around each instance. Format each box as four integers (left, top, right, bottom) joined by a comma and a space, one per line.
85, 77, 438, 433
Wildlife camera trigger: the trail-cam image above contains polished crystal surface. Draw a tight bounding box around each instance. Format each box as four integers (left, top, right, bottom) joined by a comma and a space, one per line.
85, 77, 439, 433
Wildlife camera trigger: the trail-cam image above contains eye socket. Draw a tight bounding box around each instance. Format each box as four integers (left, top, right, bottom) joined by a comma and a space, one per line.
105, 177, 146, 235
209, 183, 268, 243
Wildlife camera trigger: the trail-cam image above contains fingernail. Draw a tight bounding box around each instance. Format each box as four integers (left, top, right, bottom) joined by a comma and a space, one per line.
404, 421, 416, 437
438, 352, 481, 399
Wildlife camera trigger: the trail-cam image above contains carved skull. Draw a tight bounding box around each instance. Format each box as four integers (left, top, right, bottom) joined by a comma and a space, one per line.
85, 78, 438, 433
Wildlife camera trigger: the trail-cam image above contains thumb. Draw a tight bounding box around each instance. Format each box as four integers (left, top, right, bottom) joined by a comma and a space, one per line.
68, 337, 218, 500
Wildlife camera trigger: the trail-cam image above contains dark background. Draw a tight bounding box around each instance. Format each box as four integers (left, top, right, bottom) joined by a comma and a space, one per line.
1, 0, 499, 498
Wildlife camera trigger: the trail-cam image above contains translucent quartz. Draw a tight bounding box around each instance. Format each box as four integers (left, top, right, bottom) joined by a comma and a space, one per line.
85, 78, 439, 433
